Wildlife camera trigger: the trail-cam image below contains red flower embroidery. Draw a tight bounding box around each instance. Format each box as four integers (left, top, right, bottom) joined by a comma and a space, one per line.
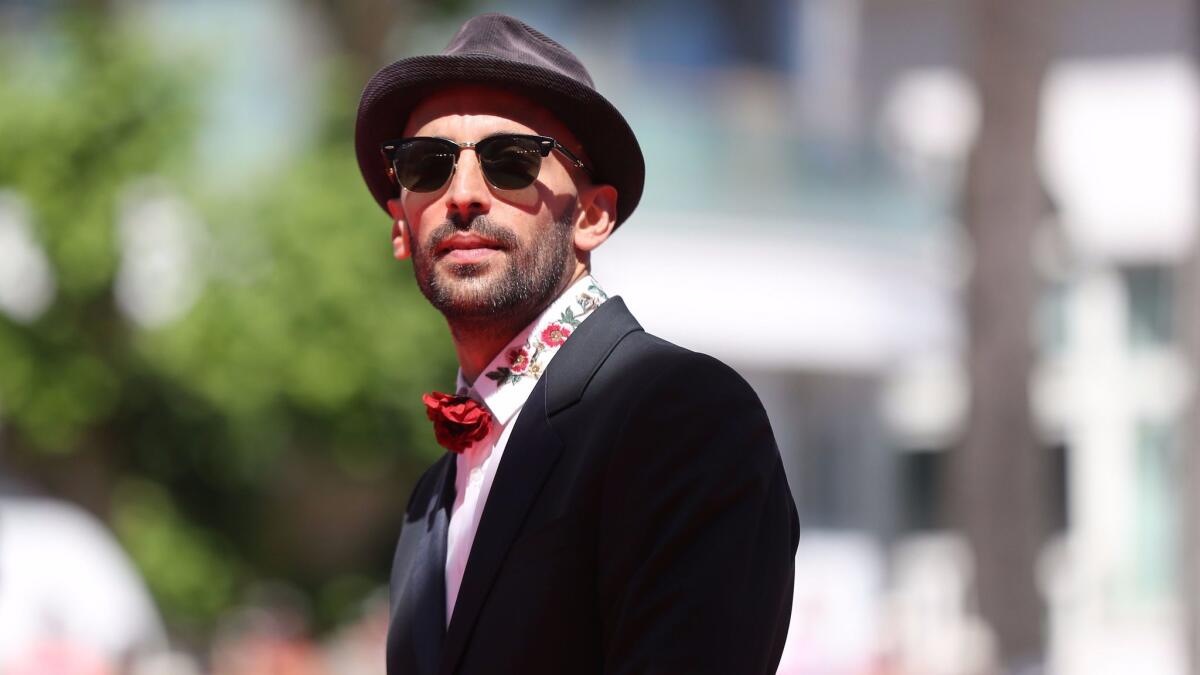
540, 323, 571, 347
422, 391, 493, 453
508, 346, 530, 373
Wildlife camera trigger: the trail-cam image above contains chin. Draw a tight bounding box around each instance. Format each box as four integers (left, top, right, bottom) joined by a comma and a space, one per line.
427, 273, 519, 318
441, 260, 493, 279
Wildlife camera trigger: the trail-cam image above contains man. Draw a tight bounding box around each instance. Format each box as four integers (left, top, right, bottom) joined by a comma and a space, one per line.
354, 13, 799, 675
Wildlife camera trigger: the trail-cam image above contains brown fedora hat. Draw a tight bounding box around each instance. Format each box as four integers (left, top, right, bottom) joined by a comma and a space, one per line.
355, 13, 645, 228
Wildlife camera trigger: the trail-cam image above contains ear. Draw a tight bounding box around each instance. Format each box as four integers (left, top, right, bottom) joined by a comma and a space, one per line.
573, 184, 618, 254
386, 198, 411, 261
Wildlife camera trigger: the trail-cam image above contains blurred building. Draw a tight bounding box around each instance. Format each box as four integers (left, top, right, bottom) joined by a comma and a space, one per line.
583, 0, 1195, 672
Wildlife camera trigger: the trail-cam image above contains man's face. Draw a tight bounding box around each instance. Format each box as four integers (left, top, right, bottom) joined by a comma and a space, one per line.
394, 85, 589, 327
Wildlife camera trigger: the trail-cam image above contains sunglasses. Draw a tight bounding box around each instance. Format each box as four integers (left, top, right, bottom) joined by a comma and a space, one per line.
380, 133, 591, 193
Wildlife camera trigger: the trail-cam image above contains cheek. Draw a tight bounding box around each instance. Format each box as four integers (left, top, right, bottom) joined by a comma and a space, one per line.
401, 195, 438, 243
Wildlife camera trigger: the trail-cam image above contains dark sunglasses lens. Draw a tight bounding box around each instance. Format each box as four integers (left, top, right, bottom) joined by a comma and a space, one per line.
394, 139, 456, 192
478, 136, 544, 190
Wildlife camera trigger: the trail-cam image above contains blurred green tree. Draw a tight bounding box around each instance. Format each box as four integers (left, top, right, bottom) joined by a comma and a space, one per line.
0, 9, 455, 636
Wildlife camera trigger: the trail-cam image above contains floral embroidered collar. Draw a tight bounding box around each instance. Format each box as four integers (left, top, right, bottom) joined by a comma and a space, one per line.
455, 275, 608, 427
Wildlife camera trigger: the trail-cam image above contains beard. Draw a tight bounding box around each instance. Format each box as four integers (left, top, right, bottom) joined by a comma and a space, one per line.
411, 206, 576, 331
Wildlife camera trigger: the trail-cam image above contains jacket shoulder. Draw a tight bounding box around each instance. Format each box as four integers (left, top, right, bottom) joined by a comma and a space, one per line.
606, 328, 760, 401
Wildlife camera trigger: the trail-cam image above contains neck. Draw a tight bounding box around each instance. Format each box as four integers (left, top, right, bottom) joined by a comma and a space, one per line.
450, 318, 525, 385
450, 266, 590, 384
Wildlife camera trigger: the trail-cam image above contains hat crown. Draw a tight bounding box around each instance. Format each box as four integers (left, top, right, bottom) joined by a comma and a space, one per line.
443, 13, 595, 89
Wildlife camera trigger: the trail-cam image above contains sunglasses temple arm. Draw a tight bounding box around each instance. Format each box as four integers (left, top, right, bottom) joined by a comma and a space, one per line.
553, 142, 592, 175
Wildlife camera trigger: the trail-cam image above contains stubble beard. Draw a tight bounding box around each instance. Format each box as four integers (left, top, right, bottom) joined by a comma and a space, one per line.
411, 207, 576, 336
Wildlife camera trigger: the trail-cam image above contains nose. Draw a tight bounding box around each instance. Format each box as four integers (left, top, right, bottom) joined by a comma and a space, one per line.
443, 147, 491, 224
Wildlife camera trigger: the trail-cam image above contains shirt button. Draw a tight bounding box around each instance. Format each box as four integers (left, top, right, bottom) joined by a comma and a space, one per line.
469, 467, 483, 486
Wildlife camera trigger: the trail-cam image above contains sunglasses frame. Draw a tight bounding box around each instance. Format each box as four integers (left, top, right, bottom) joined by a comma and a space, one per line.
379, 133, 592, 194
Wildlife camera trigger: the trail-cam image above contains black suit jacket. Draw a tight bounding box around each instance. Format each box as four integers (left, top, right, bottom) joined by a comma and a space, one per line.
387, 297, 799, 675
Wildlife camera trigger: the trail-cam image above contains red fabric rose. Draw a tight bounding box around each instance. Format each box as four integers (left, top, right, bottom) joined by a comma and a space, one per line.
540, 323, 571, 347
508, 346, 530, 373
422, 391, 493, 453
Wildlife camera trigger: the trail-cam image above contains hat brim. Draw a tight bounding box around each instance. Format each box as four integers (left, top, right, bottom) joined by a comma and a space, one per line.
355, 54, 645, 228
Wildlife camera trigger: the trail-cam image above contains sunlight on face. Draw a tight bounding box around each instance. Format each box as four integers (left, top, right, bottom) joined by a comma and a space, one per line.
398, 85, 589, 327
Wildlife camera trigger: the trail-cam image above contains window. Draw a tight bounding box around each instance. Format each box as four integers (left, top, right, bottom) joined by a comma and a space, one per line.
1134, 419, 1178, 598
1036, 280, 1069, 354
1123, 265, 1174, 349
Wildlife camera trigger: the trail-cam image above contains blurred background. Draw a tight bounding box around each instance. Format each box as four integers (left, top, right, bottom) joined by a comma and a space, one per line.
0, 0, 1196, 673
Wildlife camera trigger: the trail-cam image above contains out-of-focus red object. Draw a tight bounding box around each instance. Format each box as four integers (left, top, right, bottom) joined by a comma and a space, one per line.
5, 638, 115, 675
212, 634, 329, 675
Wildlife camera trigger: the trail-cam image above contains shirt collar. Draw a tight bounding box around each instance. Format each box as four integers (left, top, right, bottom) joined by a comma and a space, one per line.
455, 274, 609, 426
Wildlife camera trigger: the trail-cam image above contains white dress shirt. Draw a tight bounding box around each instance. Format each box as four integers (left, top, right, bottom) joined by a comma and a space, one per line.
443, 274, 609, 626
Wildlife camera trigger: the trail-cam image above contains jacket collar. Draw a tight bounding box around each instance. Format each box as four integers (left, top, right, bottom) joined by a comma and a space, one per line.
543, 296, 642, 416
456, 274, 611, 427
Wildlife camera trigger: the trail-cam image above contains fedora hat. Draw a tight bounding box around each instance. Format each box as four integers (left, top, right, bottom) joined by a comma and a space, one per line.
355, 13, 645, 228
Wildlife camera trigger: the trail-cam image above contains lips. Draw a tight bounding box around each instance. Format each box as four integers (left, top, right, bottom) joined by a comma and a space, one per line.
435, 233, 505, 263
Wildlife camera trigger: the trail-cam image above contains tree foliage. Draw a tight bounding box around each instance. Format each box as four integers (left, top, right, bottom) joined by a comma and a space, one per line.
0, 9, 455, 633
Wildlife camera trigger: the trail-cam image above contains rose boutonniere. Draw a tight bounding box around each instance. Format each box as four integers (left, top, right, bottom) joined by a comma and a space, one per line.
422, 391, 493, 453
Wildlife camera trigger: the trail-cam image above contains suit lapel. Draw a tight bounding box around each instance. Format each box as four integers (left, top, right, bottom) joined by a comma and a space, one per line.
437, 297, 643, 675
439, 376, 563, 675
389, 454, 455, 675
542, 297, 642, 415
